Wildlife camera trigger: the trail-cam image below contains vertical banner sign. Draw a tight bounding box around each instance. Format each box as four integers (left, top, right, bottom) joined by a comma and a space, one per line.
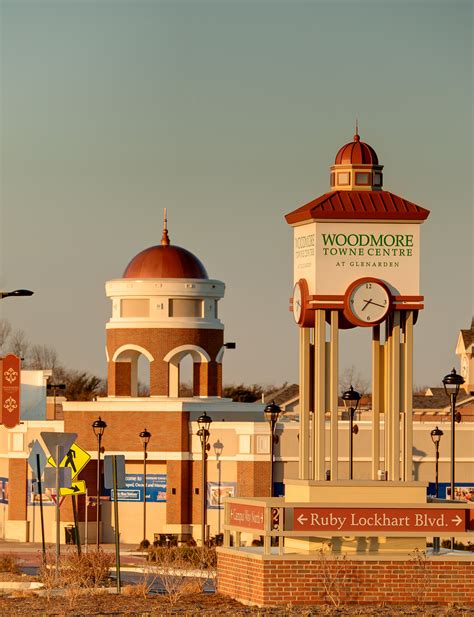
2, 354, 21, 429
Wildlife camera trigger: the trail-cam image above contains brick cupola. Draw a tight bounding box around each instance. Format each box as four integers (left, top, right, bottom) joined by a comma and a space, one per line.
105, 211, 225, 398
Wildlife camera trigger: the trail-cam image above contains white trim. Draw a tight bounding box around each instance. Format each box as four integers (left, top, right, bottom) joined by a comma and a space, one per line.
163, 345, 211, 364
215, 346, 225, 363
112, 344, 155, 363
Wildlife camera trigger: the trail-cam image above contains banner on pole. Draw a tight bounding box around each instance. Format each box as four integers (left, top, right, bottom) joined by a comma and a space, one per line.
1, 355, 21, 428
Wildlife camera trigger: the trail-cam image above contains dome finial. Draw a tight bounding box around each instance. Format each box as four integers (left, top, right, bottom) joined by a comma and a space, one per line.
354, 118, 360, 142
161, 208, 170, 246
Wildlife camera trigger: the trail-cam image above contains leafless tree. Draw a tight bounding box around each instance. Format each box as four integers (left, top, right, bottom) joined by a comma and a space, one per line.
9, 329, 30, 362
340, 366, 369, 397
29, 344, 60, 372
0, 319, 12, 354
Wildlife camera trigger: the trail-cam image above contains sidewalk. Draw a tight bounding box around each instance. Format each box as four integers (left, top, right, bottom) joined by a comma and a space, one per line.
0, 541, 147, 567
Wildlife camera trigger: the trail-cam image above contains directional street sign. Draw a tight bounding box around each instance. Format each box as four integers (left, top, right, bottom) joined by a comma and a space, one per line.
47, 443, 91, 480
293, 507, 469, 533
41, 432, 77, 465
27, 440, 47, 481
60, 480, 86, 497
44, 467, 72, 490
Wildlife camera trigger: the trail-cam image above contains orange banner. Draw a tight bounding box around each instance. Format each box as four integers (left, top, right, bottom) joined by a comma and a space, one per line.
2, 354, 21, 429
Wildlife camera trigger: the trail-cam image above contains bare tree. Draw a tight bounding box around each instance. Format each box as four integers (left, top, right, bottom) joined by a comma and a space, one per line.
340, 366, 369, 397
0, 319, 12, 354
9, 329, 30, 362
29, 344, 60, 372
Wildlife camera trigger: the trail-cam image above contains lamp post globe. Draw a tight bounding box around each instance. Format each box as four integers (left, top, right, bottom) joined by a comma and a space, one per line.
342, 386, 361, 480
92, 417, 107, 549
196, 412, 212, 545
264, 401, 282, 497
442, 368, 464, 549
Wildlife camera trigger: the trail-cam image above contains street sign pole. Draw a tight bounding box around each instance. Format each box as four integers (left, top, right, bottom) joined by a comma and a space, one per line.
72, 494, 81, 555
55, 444, 61, 577
113, 456, 121, 593
36, 453, 46, 563
85, 490, 88, 553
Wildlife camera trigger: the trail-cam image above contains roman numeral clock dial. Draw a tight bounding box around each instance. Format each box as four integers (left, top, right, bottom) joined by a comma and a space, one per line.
344, 278, 391, 327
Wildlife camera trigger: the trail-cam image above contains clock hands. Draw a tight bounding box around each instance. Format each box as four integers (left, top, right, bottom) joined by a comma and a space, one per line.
362, 298, 386, 311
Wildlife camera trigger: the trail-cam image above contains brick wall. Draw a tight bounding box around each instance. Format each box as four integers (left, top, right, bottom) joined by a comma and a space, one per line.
218, 550, 474, 607
237, 461, 271, 498
106, 328, 223, 396
8, 459, 27, 520
63, 410, 189, 453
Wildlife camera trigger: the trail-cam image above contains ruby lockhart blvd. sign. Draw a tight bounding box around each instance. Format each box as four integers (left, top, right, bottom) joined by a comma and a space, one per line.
294, 507, 470, 533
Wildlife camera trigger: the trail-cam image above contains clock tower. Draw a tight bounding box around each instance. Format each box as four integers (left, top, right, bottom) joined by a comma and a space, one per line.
286, 129, 430, 485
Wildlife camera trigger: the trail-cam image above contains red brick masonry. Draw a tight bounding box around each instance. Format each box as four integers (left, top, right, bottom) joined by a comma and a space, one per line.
217, 549, 474, 607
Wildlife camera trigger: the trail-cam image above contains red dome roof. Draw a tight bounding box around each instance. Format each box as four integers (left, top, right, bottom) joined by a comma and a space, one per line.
123, 244, 209, 279
335, 133, 379, 165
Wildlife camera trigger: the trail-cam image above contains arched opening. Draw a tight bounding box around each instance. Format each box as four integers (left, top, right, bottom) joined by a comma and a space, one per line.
164, 345, 211, 398
111, 345, 154, 397
179, 354, 193, 397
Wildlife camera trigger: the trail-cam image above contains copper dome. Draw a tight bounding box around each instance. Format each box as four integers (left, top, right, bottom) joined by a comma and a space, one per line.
123, 244, 209, 279
334, 133, 379, 165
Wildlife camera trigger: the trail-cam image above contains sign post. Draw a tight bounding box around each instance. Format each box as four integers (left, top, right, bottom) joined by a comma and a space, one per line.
28, 441, 47, 563
104, 455, 126, 593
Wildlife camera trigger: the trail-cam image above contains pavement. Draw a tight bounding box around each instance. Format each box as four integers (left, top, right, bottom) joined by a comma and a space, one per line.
0, 541, 147, 567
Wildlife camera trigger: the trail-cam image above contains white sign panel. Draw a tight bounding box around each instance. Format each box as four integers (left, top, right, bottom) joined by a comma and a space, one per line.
294, 221, 421, 296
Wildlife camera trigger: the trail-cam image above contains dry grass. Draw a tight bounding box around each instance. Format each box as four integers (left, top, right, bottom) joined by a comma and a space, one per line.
0, 553, 21, 574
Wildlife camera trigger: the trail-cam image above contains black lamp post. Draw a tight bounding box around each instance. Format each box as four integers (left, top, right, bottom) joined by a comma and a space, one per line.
197, 412, 212, 546
0, 289, 34, 299
342, 386, 361, 480
430, 425, 444, 554
264, 401, 282, 497
139, 428, 152, 548
442, 368, 464, 550
430, 426, 444, 498
92, 416, 107, 549
47, 383, 66, 419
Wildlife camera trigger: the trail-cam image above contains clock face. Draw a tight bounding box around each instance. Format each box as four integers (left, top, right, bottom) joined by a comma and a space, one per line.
293, 282, 302, 324
346, 279, 390, 326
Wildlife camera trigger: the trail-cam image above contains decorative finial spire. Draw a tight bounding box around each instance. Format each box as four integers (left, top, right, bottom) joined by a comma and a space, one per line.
354, 118, 360, 142
161, 208, 170, 246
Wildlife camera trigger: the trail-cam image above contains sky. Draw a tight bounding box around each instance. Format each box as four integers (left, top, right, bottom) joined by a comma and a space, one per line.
0, 0, 472, 390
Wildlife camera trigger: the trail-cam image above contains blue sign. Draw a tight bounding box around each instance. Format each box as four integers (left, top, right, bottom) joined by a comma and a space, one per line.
428, 482, 474, 501
105, 473, 166, 503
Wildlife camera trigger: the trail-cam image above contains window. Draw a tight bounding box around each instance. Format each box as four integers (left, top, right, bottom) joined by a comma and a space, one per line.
337, 172, 350, 186
330, 172, 335, 187
256, 435, 270, 454
169, 299, 203, 318
355, 172, 370, 186
120, 299, 150, 317
373, 172, 383, 186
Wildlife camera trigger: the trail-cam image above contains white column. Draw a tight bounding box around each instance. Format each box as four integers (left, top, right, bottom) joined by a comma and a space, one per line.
371, 325, 381, 480
313, 310, 326, 481
403, 311, 414, 481
329, 311, 339, 481
391, 311, 401, 481
299, 327, 311, 480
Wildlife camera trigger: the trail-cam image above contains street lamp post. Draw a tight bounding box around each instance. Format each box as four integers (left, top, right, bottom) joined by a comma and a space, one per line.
139, 428, 152, 548
430, 425, 444, 554
430, 426, 444, 498
0, 289, 34, 299
92, 417, 107, 549
342, 386, 361, 480
442, 368, 464, 550
197, 412, 212, 546
263, 401, 282, 496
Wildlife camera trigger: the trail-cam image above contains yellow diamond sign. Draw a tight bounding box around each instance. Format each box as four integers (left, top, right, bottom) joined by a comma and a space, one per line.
47, 443, 91, 480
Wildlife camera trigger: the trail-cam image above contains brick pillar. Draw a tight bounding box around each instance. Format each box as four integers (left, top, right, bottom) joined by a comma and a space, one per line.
166, 460, 191, 525
8, 459, 27, 520
150, 360, 169, 396
237, 461, 271, 497
108, 361, 132, 396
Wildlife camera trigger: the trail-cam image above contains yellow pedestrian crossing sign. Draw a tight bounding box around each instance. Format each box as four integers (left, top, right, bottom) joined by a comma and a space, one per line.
60, 480, 86, 496
48, 443, 91, 480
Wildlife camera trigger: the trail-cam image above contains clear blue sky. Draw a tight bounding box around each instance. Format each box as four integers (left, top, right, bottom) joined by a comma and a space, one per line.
0, 1, 472, 388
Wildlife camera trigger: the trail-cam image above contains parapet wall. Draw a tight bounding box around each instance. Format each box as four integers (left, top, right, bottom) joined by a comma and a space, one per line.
217, 548, 474, 607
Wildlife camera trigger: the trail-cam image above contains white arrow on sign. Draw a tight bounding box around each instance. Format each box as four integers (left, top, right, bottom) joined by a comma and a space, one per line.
452, 515, 463, 526
297, 514, 308, 525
